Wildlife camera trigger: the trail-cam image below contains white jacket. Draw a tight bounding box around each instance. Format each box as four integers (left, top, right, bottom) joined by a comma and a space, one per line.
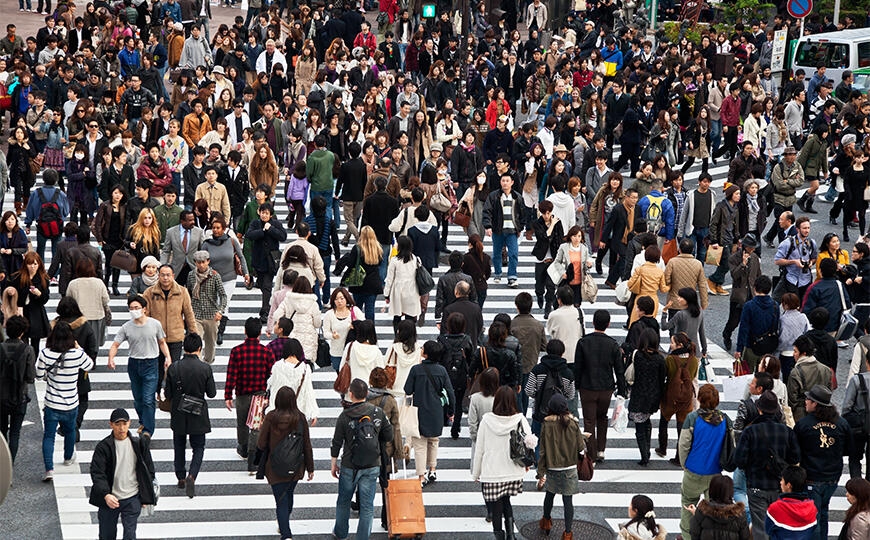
266, 359, 319, 421
472, 412, 534, 482
339, 342, 385, 391
386, 342, 422, 401
547, 191, 576, 231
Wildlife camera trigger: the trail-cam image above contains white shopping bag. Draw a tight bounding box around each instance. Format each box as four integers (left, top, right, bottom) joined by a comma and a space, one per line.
722, 374, 753, 402
609, 395, 627, 433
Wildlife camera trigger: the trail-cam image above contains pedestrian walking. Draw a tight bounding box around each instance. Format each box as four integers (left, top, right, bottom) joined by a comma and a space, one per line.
627, 328, 666, 466
186, 251, 227, 364
686, 475, 750, 540
89, 408, 157, 540
164, 334, 216, 499
0, 316, 35, 462
265, 338, 319, 424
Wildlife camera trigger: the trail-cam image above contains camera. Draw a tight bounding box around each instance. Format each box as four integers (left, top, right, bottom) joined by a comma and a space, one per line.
801, 260, 811, 274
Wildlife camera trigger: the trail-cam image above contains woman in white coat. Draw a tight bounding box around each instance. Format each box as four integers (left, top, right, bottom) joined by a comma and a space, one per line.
547, 225, 593, 307
273, 276, 322, 364
468, 367, 500, 474
472, 386, 537, 539
265, 338, 319, 425
337, 319, 385, 396
387, 319, 421, 404
384, 236, 422, 330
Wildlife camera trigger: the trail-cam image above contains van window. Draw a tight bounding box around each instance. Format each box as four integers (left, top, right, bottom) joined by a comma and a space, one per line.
859, 42, 870, 68
796, 41, 850, 69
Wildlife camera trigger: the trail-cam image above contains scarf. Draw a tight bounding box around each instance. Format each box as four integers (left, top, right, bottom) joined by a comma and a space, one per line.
462, 142, 476, 152
622, 204, 635, 244
697, 407, 723, 425
141, 272, 158, 287
192, 267, 211, 299
747, 193, 759, 214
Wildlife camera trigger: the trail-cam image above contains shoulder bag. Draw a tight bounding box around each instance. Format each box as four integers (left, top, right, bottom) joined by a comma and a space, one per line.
429, 178, 452, 213
176, 373, 207, 416
415, 256, 435, 294
750, 307, 780, 355
315, 331, 332, 368
509, 420, 536, 467
384, 348, 397, 389
835, 280, 858, 341
581, 267, 598, 303
110, 248, 138, 273
577, 450, 594, 481
333, 342, 354, 394
341, 246, 366, 288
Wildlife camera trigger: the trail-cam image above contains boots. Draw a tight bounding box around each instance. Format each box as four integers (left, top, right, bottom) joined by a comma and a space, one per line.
539, 517, 552, 534
493, 532, 505, 540
537, 294, 544, 309
562, 532, 573, 540
797, 192, 808, 212
636, 424, 651, 465
804, 195, 818, 214
504, 518, 516, 540
217, 316, 228, 345
14, 201, 22, 216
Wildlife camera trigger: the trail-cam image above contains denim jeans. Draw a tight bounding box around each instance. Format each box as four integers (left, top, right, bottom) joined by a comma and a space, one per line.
127, 357, 159, 436
353, 293, 377, 321
42, 406, 77, 471
491, 232, 518, 279
315, 253, 332, 308
688, 227, 709, 263
330, 354, 342, 372
748, 487, 780, 539
272, 480, 300, 539
732, 468, 751, 525
36, 233, 60, 275
334, 466, 379, 540
18, 0, 32, 9
708, 243, 731, 285
171, 172, 181, 195
710, 119, 722, 154
379, 243, 390, 282
173, 431, 206, 480
0, 399, 27, 461
97, 494, 141, 540
808, 480, 838, 540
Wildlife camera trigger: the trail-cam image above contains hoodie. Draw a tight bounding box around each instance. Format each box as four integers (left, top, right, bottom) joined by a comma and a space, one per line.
547, 191, 577, 232
765, 493, 818, 540
525, 354, 576, 421
689, 499, 750, 540
341, 342, 386, 388
330, 400, 394, 470
471, 412, 535, 482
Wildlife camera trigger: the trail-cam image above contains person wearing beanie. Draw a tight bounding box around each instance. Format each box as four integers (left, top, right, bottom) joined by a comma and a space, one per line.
706, 183, 741, 296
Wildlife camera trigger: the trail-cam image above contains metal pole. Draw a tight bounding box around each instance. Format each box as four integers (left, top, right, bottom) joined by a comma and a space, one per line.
834, 0, 840, 26
650, 0, 658, 35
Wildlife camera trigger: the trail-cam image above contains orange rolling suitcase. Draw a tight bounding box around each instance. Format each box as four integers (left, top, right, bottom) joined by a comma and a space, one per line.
384, 459, 426, 539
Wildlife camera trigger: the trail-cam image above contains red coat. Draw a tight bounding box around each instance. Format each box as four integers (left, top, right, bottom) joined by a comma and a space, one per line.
485, 99, 512, 129
379, 0, 398, 22
720, 95, 742, 127
136, 158, 173, 198
353, 32, 377, 58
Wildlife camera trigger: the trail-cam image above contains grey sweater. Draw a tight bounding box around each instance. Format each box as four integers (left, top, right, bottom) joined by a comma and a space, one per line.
202, 233, 247, 282
661, 309, 707, 356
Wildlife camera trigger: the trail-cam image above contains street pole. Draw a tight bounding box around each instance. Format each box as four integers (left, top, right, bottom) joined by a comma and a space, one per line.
834, 0, 840, 26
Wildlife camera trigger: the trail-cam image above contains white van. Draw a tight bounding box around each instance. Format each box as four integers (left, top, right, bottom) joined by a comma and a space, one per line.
791, 29, 870, 88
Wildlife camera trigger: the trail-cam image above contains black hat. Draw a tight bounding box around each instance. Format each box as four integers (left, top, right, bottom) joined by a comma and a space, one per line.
757, 390, 780, 414
805, 384, 832, 407
741, 233, 758, 249
110, 408, 130, 423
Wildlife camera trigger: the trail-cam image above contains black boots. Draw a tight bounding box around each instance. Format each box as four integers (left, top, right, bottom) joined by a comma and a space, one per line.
636, 422, 651, 465
798, 193, 819, 214
504, 518, 516, 540
537, 295, 544, 309
217, 316, 228, 345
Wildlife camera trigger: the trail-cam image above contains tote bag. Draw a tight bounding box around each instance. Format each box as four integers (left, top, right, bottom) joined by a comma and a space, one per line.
399, 396, 420, 438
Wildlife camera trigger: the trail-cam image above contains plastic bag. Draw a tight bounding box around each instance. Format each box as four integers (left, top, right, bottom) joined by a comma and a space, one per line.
609, 395, 628, 433
615, 280, 631, 305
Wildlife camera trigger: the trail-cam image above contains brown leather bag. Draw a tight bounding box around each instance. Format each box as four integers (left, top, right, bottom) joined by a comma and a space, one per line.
384, 348, 397, 389
577, 452, 594, 481
333, 342, 354, 394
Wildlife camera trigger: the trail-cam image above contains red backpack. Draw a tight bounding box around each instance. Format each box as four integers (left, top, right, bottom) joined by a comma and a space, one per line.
36, 189, 63, 238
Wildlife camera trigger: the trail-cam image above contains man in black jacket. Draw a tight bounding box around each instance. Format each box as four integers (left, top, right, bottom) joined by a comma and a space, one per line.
361, 175, 400, 282
435, 253, 477, 326
336, 142, 367, 246
604, 80, 632, 158
89, 408, 157, 540
246, 203, 288, 321
482, 174, 524, 287
165, 333, 217, 499
440, 281, 484, 348
600, 188, 640, 288
498, 52, 526, 105
575, 310, 627, 462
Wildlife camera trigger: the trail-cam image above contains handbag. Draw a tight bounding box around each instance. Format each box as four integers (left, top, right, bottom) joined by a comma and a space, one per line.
719, 425, 736, 472
624, 350, 637, 386
384, 348, 397, 389
29, 153, 44, 176
245, 392, 269, 430
835, 281, 858, 341
452, 202, 471, 228
641, 143, 656, 163
415, 257, 435, 294
333, 342, 353, 394
110, 249, 139, 273
399, 395, 420, 438
509, 420, 536, 467
662, 238, 678, 263
614, 279, 631, 305
577, 452, 594, 481
429, 179, 452, 213
581, 271, 598, 303
176, 370, 207, 416
315, 334, 331, 368
342, 248, 366, 288
750, 308, 779, 355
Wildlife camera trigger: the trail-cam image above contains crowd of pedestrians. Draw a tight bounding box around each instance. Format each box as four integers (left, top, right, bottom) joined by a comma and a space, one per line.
5, 1, 870, 539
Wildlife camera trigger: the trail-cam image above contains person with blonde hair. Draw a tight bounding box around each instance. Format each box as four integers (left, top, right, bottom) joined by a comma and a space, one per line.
1, 286, 19, 325
125, 207, 162, 273
334, 225, 383, 321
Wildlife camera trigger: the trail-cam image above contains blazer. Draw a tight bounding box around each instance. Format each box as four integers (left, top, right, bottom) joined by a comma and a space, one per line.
160, 225, 204, 275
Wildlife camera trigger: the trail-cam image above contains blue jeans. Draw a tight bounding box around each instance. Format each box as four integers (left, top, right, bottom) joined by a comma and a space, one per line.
36, 233, 60, 274
491, 232, 518, 279
399, 43, 408, 71
272, 480, 300, 538
315, 254, 332, 308
127, 357, 159, 436
171, 172, 181, 195
379, 243, 390, 282
710, 119, 722, 154
689, 228, 710, 264
157, 65, 169, 101
98, 494, 141, 540
334, 466, 379, 540
330, 354, 342, 372
808, 480, 838, 540
42, 406, 77, 471
18, 0, 32, 8
353, 293, 377, 321
708, 244, 732, 285
732, 467, 751, 525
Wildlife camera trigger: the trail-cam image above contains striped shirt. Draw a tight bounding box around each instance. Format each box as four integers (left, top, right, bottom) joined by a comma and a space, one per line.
36, 348, 94, 411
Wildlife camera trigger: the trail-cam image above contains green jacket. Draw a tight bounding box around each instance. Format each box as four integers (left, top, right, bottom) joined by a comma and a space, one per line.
538, 415, 586, 474
797, 134, 828, 178
154, 203, 182, 242
306, 149, 336, 192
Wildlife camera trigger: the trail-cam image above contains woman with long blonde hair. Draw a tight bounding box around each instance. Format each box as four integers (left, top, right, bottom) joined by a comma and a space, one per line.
125, 208, 161, 273
250, 144, 280, 195
335, 225, 384, 320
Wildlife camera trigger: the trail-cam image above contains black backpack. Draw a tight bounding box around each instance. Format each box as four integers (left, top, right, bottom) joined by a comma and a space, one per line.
36, 188, 63, 238
533, 367, 566, 422
269, 417, 306, 477
0, 342, 26, 408
350, 412, 381, 468
439, 335, 469, 380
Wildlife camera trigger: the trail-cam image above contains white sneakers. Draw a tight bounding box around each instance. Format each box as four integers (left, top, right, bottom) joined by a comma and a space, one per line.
42, 470, 53, 482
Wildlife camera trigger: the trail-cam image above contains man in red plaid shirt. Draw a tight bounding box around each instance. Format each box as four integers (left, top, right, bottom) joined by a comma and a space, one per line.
225, 317, 273, 470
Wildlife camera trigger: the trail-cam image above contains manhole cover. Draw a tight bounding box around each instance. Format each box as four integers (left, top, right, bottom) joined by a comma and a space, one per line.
519, 520, 615, 539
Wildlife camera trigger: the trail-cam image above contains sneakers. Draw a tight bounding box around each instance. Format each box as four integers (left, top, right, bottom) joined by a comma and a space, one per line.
43, 470, 54, 482
507, 279, 518, 288
62, 454, 76, 466
493, 276, 502, 284
421, 471, 436, 487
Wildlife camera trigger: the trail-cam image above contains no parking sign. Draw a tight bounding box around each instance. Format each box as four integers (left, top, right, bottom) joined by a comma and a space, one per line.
787, 0, 813, 19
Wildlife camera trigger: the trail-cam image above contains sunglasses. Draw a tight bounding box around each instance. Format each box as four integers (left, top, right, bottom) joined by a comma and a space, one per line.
234, 105, 243, 108
88, 124, 99, 128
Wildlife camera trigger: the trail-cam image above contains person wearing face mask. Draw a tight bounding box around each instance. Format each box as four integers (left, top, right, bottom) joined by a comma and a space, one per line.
107, 295, 173, 438
65, 143, 97, 228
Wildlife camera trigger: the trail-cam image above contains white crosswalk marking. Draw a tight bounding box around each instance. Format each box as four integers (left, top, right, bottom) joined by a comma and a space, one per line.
25, 161, 844, 539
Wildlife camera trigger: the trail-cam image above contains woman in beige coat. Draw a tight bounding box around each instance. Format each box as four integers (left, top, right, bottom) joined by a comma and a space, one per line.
626, 245, 670, 325
295, 42, 318, 97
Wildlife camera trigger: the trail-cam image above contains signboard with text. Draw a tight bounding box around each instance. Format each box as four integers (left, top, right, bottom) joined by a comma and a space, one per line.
771, 29, 788, 71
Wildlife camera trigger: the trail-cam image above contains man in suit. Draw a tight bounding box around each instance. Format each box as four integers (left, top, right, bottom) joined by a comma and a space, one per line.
498, 52, 526, 106
604, 80, 632, 158
221, 151, 249, 231
68, 17, 92, 53
600, 188, 640, 289
165, 333, 216, 499
161, 210, 203, 286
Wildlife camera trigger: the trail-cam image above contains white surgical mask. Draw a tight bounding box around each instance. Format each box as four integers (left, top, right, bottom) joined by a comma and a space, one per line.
477, 176, 486, 185
75, 153, 85, 160
129, 309, 143, 320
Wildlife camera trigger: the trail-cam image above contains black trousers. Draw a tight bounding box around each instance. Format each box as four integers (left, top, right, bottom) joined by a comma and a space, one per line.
533, 262, 555, 307
724, 302, 743, 338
